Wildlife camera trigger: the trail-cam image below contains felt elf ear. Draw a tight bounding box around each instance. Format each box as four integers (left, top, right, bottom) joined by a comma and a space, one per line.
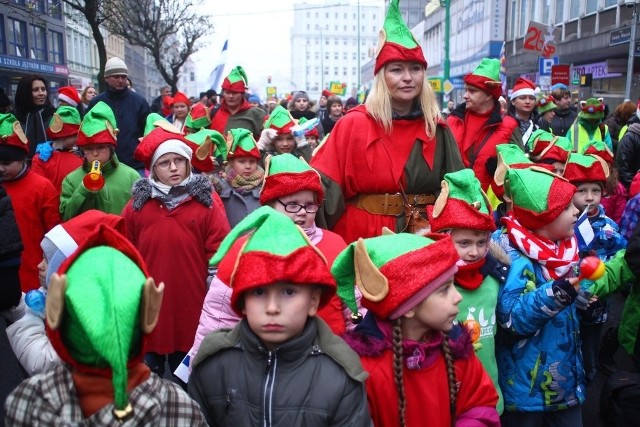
225, 131, 234, 157
12, 121, 28, 145
195, 135, 212, 161
49, 113, 64, 134
380, 226, 395, 236
141, 277, 164, 334
46, 273, 67, 330
431, 180, 450, 218
538, 135, 560, 159
354, 238, 389, 302
154, 120, 181, 134
105, 120, 119, 138
593, 154, 611, 179
374, 28, 387, 58
494, 155, 509, 186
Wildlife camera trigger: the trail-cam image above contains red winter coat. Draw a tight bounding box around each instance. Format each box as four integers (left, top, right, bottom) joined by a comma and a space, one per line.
4, 170, 61, 291
31, 151, 83, 198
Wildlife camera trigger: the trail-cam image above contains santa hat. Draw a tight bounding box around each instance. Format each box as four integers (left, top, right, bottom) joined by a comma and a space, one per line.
504, 167, 576, 230
264, 105, 296, 135
260, 153, 324, 205
0, 113, 29, 160
76, 101, 118, 147
172, 91, 190, 107
225, 128, 261, 160
46, 106, 81, 139
57, 86, 81, 107
46, 224, 162, 420
374, 0, 427, 75
221, 66, 248, 93
578, 98, 605, 120
464, 58, 502, 100
527, 129, 572, 164
134, 124, 192, 170
509, 77, 537, 100
298, 116, 319, 138
184, 128, 226, 173
428, 169, 495, 233
582, 140, 614, 164
537, 94, 557, 114
332, 232, 458, 320
563, 153, 609, 186
185, 103, 211, 130
208, 206, 336, 314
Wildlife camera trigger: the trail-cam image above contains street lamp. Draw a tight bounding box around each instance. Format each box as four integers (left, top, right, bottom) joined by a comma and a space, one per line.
625, 0, 639, 100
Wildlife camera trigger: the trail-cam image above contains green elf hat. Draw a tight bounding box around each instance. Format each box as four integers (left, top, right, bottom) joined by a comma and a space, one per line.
209, 206, 336, 314
77, 101, 118, 147
464, 58, 502, 100
225, 128, 261, 160
332, 232, 459, 320
264, 105, 296, 135
491, 144, 534, 201
582, 140, 614, 164
259, 153, 324, 205
298, 116, 319, 138
563, 153, 609, 186
142, 113, 170, 138
427, 169, 495, 233
184, 128, 226, 173
374, 0, 427, 74
0, 113, 29, 160
185, 103, 211, 131
537, 94, 557, 114
134, 124, 193, 170
221, 66, 248, 93
528, 129, 572, 163
578, 97, 605, 120
46, 106, 81, 139
504, 167, 576, 230
45, 224, 164, 420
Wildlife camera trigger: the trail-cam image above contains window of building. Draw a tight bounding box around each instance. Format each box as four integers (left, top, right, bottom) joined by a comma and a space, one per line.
315, 51, 319, 59
352, 52, 356, 60
334, 52, 339, 60
8, 18, 27, 57
325, 38, 329, 45
343, 52, 347, 60
334, 67, 338, 75
48, 30, 63, 64
307, 24, 310, 30
343, 39, 347, 45
542, 0, 551, 24
13, 0, 25, 6
0, 16, 5, 55
344, 13, 347, 19
29, 24, 47, 61
555, 0, 564, 24
325, 52, 329, 60
343, 67, 347, 74
604, 0, 617, 6
34, 0, 46, 12
518, 0, 528, 36
334, 38, 338, 45
569, 0, 580, 19
586, 0, 597, 14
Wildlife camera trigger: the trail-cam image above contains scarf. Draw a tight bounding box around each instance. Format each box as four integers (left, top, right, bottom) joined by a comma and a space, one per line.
149, 174, 193, 210
377, 318, 444, 370
454, 258, 486, 290
502, 215, 578, 280
302, 223, 323, 245
224, 164, 264, 194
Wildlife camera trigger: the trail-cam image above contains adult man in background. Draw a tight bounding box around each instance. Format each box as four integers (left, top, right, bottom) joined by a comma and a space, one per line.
150, 85, 171, 114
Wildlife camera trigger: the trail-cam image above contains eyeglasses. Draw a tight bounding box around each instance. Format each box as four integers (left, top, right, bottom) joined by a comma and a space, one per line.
155, 157, 187, 170
276, 199, 320, 213
84, 145, 110, 154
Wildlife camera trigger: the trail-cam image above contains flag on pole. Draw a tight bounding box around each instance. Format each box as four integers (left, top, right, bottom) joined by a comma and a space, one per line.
499, 41, 507, 96
209, 39, 228, 92
575, 205, 595, 250
173, 354, 191, 383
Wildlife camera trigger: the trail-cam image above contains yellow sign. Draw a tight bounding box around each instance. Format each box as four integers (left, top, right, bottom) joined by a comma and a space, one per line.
443, 79, 454, 94
329, 81, 347, 96
266, 86, 277, 97
429, 77, 442, 93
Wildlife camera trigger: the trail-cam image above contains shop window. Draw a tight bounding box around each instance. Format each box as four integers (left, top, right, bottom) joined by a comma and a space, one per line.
48, 30, 63, 64
8, 18, 27, 57
29, 24, 47, 61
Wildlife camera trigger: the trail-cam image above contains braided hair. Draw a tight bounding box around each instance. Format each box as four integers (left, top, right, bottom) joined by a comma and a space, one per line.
442, 334, 458, 425
392, 318, 406, 427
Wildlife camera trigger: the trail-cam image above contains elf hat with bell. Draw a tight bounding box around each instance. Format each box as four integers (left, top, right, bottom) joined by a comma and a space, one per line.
464, 58, 502, 100
225, 128, 261, 160
209, 206, 336, 314
221, 66, 248, 93
0, 113, 29, 160
563, 152, 609, 186
185, 103, 211, 131
260, 153, 324, 205
76, 101, 118, 147
428, 169, 495, 233
47, 106, 81, 140
264, 105, 296, 135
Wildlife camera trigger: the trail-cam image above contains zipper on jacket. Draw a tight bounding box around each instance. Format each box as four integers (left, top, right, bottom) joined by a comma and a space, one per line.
262, 351, 277, 427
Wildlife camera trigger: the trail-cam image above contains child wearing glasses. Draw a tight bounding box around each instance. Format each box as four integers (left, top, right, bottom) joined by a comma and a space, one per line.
60, 102, 139, 220
121, 122, 230, 387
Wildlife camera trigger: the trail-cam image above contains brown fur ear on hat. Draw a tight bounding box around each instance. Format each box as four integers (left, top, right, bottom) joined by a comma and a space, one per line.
12, 121, 28, 145
354, 238, 389, 302
431, 180, 450, 218
195, 136, 212, 161
46, 273, 67, 330
225, 132, 234, 157
141, 278, 164, 334
50, 114, 64, 134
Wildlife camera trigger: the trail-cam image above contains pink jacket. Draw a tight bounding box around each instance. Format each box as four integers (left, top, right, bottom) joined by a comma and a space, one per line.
601, 181, 628, 224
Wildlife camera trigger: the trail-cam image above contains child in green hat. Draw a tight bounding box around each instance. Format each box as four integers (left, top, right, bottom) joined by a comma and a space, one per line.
257, 105, 313, 162
59, 101, 140, 220
535, 94, 557, 132
188, 207, 370, 426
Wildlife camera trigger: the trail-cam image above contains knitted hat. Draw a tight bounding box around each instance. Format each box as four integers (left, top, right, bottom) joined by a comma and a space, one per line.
292, 91, 309, 103
76, 101, 118, 147
172, 91, 190, 106
345, 97, 358, 108
509, 77, 536, 100
135, 125, 192, 170
104, 57, 128, 77
264, 105, 296, 135
248, 94, 261, 104
209, 206, 336, 314
225, 128, 260, 160
563, 153, 609, 186
142, 113, 170, 138
185, 103, 211, 130
332, 232, 459, 320
527, 129, 572, 163
582, 140, 614, 164
428, 169, 495, 233
46, 224, 163, 419
464, 58, 502, 99
47, 106, 81, 139
297, 116, 319, 138
374, 0, 427, 74
57, 86, 81, 107
578, 98, 605, 120
504, 167, 576, 230
184, 128, 226, 173
221, 66, 248, 93
0, 113, 29, 160
260, 153, 324, 205
537, 94, 557, 114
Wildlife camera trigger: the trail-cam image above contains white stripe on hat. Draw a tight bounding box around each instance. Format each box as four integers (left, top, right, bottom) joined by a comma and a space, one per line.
45, 224, 79, 257
510, 88, 536, 101
58, 93, 78, 107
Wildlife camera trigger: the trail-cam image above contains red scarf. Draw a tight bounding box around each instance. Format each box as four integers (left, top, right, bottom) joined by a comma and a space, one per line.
502, 215, 578, 280
210, 98, 253, 134
455, 258, 486, 290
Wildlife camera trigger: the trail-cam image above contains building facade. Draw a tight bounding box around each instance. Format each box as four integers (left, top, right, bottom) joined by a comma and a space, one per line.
64, 3, 99, 92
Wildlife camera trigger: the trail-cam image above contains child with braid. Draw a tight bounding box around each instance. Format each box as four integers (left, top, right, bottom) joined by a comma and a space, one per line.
334, 232, 499, 427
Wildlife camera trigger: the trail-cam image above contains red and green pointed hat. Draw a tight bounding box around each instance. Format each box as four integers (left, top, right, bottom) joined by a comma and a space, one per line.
209, 206, 336, 314
563, 153, 609, 185
491, 144, 535, 201
221, 66, 248, 93
185, 128, 227, 173
259, 153, 324, 205
142, 113, 170, 138
528, 129, 572, 163
46, 106, 81, 139
225, 128, 260, 160
46, 224, 163, 419
428, 169, 495, 233
332, 232, 459, 320
0, 113, 29, 158
537, 94, 557, 114
185, 103, 211, 130
134, 122, 192, 170
264, 105, 296, 135
504, 167, 576, 230
464, 58, 502, 99
374, 0, 427, 74
77, 101, 118, 147
582, 140, 614, 163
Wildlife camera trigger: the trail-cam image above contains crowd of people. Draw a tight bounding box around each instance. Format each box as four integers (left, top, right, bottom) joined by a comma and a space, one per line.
1, 0, 640, 426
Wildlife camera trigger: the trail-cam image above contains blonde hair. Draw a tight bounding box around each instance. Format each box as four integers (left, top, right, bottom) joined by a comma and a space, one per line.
365, 65, 440, 138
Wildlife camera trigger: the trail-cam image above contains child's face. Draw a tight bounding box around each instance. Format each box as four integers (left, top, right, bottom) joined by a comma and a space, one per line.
274, 134, 295, 154
0, 160, 24, 180
573, 182, 602, 217
330, 103, 343, 117
535, 201, 579, 241
307, 136, 318, 148
152, 153, 189, 186
403, 279, 461, 339
271, 190, 318, 229
451, 229, 491, 263
242, 282, 321, 350
230, 156, 258, 178
173, 102, 189, 119
551, 161, 565, 175
83, 144, 111, 165
37, 257, 48, 288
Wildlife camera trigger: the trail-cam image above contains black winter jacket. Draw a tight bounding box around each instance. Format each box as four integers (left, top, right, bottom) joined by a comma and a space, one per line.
549, 107, 577, 137
616, 121, 640, 189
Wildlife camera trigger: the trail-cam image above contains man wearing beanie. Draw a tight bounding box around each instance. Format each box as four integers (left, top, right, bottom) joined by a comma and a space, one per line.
88, 57, 151, 172
447, 58, 522, 194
